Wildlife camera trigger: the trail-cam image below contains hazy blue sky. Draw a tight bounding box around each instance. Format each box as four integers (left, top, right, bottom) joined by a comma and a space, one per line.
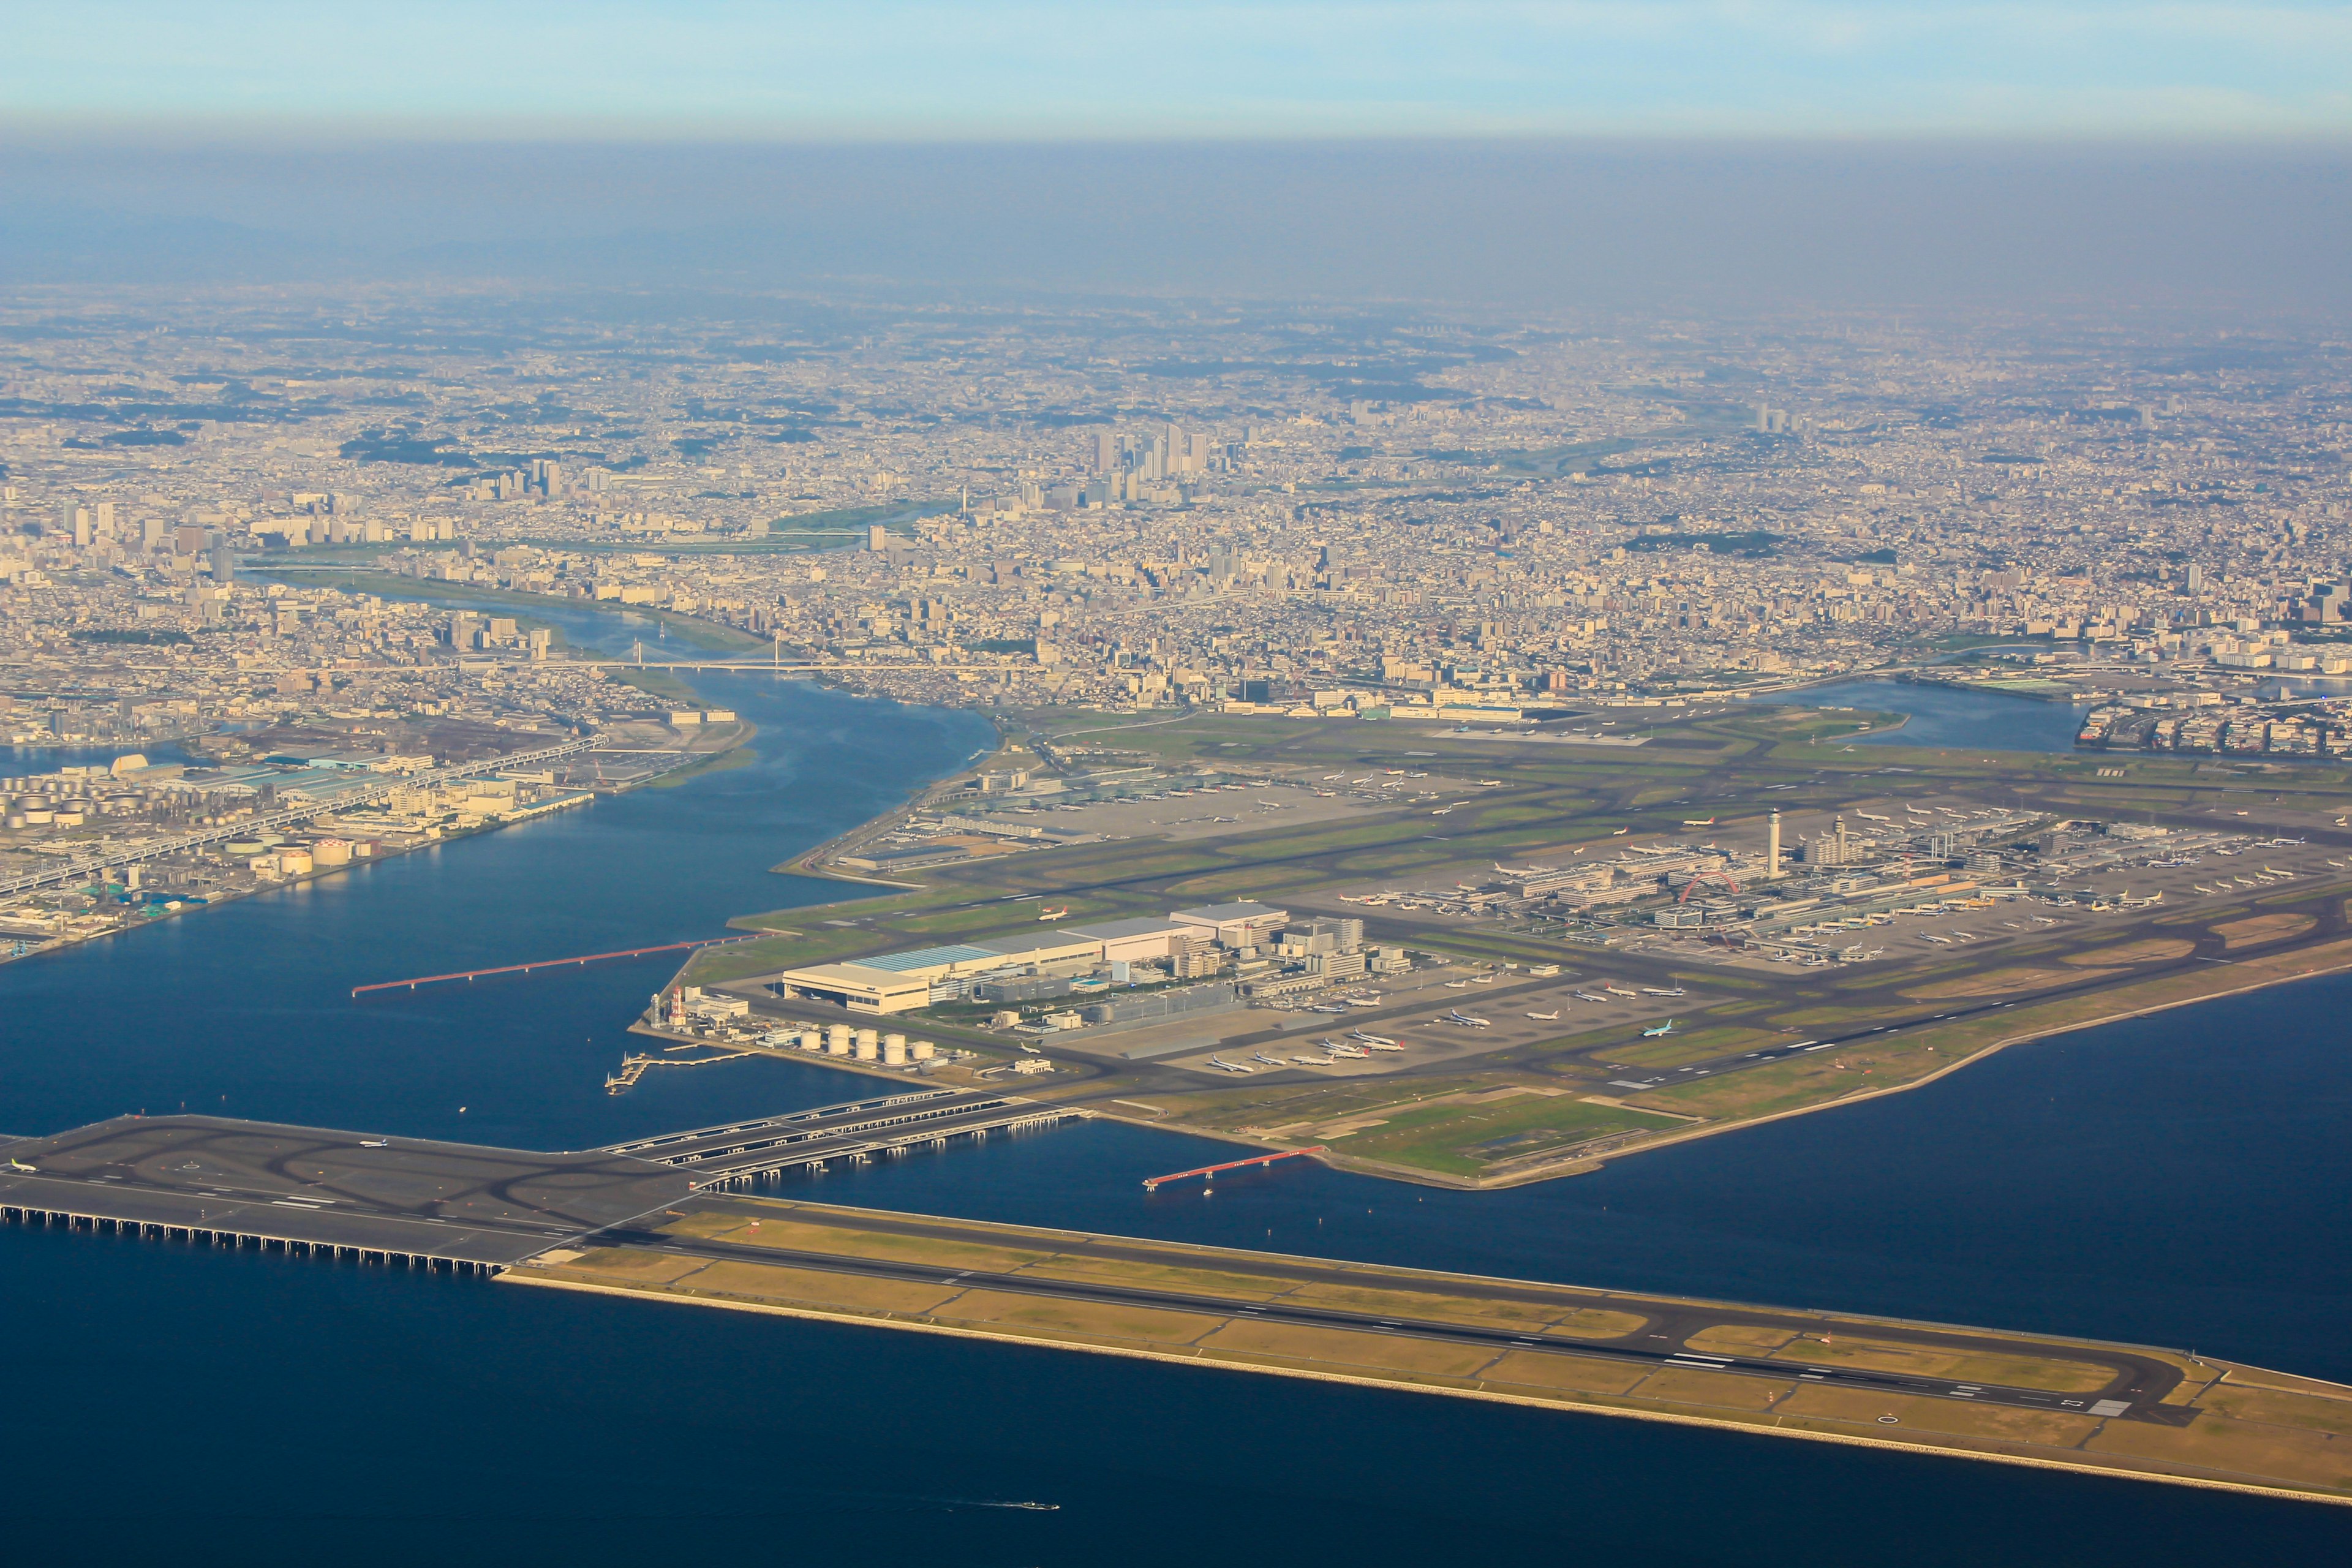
12, 1, 2351, 140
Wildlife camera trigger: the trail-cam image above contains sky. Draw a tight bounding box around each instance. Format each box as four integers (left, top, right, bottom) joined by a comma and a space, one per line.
2, 5, 2347, 308
10, 1, 2351, 141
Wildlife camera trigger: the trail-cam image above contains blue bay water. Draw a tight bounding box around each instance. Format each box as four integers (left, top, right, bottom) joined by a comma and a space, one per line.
1745, 677, 2090, 753
3, 671, 2350, 1563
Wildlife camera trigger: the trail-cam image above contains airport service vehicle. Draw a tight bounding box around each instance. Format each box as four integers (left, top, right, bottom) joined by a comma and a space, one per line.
1642, 1019, 1679, 1038
1525, 1009, 1561, 1021
1207, 1056, 1254, 1074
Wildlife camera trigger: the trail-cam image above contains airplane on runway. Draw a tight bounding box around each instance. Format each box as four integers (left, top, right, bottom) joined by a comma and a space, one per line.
359, 1139, 390, 1148
1525, 1009, 1561, 1020
1681, 817, 1716, 827
1641, 986, 1686, 998
1642, 1019, 1679, 1038
6, 1156, 37, 1172
1036, 907, 1069, 921
1611, 827, 1629, 835
1308, 1003, 1351, 1014
1855, 811, 1891, 823
1207, 1056, 1254, 1074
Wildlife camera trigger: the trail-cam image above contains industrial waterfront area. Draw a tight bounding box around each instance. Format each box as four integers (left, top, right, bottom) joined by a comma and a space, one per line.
7, 277, 2352, 1560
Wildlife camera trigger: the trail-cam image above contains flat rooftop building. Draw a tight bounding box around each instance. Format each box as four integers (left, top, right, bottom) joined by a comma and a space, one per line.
1169, 901, 1289, 948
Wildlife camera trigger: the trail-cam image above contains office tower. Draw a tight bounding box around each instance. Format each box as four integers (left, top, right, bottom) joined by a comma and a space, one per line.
209, 539, 235, 584
867, 524, 889, 551
94, 501, 116, 537
2187, 564, 2205, 594
1092, 431, 1117, 475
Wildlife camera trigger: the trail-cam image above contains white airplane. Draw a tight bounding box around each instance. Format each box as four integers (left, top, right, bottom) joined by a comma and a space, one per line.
1292, 1054, 1335, 1066
1431, 807, 1453, 815
1612, 827, 1629, 835
1480, 779, 1502, 786
1525, 1009, 1561, 1020
1641, 986, 1686, 998
1350, 1030, 1399, 1047
1602, 985, 1638, 998
1574, 991, 1609, 1003
1253, 1054, 1286, 1068
1308, 1003, 1350, 1014
1207, 1055, 1255, 1074
358, 1139, 390, 1148
1681, 816, 1716, 827
1446, 1011, 1493, 1028
1642, 1019, 1678, 1038
1855, 812, 1891, 823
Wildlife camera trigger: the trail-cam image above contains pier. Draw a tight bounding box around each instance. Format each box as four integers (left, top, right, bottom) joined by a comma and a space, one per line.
0, 1115, 694, 1270
601, 1088, 1090, 1187
352, 935, 756, 997
1142, 1146, 1327, 1191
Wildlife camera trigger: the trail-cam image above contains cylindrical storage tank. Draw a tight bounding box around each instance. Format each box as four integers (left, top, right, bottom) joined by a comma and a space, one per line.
910, 1039, 935, 1061
854, 1028, 880, 1061
881, 1034, 907, 1066
824, 1024, 853, 1056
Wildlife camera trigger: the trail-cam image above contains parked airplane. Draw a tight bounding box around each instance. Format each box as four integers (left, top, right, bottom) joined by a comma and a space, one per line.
1855, 812, 1891, 823
1446, 1010, 1493, 1028
1253, 1054, 1286, 1068
1207, 1056, 1254, 1074
1602, 984, 1638, 998
1574, 991, 1609, 1003
1640, 986, 1686, 998
1525, 1009, 1561, 1020
1349, 1030, 1400, 1047
1641, 1019, 1678, 1038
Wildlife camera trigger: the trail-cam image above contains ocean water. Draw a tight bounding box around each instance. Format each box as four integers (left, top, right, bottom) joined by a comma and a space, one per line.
4, 672, 2350, 1564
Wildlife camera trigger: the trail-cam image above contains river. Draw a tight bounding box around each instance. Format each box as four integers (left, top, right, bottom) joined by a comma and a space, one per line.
2, 669, 2348, 1564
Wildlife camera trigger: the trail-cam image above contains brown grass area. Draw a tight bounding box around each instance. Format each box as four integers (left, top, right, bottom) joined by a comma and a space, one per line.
544, 1248, 706, 1285
2215, 913, 2316, 949
679, 1259, 965, 1316
1629, 1365, 1793, 1411
1011, 1256, 1293, 1302
1765, 1333, 2115, 1393
2196, 1382, 2352, 1435
2062, 938, 2196, 967
938, 1288, 1226, 1346
688, 1216, 1050, 1274
2089, 1409, 2352, 1491
1274, 1280, 1640, 1336
1774, 1384, 2101, 1447
1684, 1324, 1802, 1355
1479, 1351, 1649, 1397
1903, 967, 2109, 1000
1197, 1319, 1498, 1379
